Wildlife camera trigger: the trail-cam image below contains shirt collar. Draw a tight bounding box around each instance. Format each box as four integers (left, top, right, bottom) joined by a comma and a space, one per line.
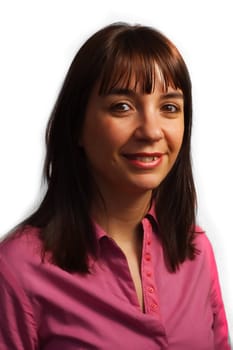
147, 200, 157, 221
93, 221, 108, 240
93, 200, 158, 242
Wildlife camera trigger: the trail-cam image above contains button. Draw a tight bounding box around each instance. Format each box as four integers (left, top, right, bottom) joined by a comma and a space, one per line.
145, 253, 151, 261
147, 286, 154, 293
147, 240, 151, 245
150, 303, 158, 311
146, 271, 152, 277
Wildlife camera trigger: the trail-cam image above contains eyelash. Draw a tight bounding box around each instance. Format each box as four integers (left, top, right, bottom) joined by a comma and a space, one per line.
109, 102, 182, 115
110, 102, 131, 112
161, 103, 180, 113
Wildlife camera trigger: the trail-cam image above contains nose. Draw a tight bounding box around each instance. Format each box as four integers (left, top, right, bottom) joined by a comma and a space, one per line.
134, 111, 164, 142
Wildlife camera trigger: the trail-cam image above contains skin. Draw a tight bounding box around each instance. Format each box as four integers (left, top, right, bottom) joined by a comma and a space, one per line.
81, 81, 184, 203
80, 79, 184, 311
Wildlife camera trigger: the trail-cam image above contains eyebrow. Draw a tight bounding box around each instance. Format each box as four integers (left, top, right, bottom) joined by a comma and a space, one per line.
102, 88, 184, 100
160, 92, 184, 100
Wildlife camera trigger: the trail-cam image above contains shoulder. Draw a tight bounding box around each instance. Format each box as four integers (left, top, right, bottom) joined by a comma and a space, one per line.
193, 225, 213, 254
174, 225, 217, 281
0, 226, 44, 284
191, 226, 219, 281
0, 226, 42, 261
0, 228, 40, 347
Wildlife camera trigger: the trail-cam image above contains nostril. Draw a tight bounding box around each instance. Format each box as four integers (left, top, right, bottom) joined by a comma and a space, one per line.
134, 124, 164, 142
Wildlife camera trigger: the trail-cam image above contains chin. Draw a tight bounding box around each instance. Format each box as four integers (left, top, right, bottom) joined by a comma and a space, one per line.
130, 175, 165, 190
123, 179, 163, 194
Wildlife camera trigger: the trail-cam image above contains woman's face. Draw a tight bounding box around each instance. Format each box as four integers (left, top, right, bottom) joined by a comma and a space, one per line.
80, 80, 184, 196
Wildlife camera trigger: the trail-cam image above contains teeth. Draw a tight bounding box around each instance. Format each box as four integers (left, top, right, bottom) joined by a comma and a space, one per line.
135, 156, 157, 162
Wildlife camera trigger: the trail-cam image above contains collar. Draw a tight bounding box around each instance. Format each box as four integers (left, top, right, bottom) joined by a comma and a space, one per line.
93, 200, 158, 242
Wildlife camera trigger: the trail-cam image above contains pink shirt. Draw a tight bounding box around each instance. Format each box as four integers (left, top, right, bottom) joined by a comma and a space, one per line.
0, 212, 230, 349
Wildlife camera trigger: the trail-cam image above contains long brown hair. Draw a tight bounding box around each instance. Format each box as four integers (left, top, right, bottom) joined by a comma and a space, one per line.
22, 22, 197, 273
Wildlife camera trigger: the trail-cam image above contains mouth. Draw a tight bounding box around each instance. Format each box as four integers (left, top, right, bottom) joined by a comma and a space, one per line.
127, 155, 158, 162
123, 153, 163, 162
122, 152, 164, 168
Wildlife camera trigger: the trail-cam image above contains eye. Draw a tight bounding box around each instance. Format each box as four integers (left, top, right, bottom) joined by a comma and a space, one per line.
112, 102, 130, 112
161, 103, 179, 113
111, 102, 131, 112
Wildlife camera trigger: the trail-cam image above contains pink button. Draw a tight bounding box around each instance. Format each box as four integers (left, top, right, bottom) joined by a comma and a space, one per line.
147, 286, 154, 293
145, 254, 151, 261
147, 240, 151, 245
146, 271, 152, 277
150, 303, 158, 311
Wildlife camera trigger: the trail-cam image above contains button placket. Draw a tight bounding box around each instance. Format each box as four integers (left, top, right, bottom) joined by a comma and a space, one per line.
141, 219, 160, 315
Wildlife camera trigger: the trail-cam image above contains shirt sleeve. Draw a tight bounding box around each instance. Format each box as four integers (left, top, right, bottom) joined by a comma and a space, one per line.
0, 255, 38, 350
207, 241, 231, 350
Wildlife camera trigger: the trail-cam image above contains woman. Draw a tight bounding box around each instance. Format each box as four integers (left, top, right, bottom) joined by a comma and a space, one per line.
0, 22, 230, 349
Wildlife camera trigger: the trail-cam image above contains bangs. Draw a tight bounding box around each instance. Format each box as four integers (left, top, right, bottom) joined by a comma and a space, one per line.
98, 41, 183, 95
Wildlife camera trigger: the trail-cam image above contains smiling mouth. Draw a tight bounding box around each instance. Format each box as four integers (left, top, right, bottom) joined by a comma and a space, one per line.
123, 152, 163, 162
127, 155, 158, 162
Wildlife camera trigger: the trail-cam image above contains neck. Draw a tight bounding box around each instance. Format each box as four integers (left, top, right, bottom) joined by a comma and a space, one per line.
91, 188, 152, 244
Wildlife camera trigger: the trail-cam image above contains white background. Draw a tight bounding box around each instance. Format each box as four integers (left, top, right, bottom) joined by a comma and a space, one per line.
0, 0, 232, 342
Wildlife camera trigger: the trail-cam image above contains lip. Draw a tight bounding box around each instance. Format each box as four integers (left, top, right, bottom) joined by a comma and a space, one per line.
123, 152, 164, 169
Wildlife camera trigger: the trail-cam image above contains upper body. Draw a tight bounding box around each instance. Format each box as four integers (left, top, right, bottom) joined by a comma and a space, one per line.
0, 23, 230, 350
0, 213, 230, 349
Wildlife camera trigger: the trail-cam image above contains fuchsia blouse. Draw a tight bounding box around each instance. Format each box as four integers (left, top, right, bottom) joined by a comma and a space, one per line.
0, 210, 230, 349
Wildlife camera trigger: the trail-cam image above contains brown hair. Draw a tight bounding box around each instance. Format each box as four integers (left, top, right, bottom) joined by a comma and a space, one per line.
22, 22, 197, 272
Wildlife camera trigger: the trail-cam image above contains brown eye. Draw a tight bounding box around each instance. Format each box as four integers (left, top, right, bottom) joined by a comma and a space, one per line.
162, 104, 179, 113
111, 103, 131, 112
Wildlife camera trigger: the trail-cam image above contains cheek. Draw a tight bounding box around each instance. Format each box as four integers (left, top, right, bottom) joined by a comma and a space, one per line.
103, 125, 126, 149
162, 124, 184, 171
166, 123, 184, 152
96, 118, 131, 151
176, 126, 185, 150
81, 119, 125, 159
